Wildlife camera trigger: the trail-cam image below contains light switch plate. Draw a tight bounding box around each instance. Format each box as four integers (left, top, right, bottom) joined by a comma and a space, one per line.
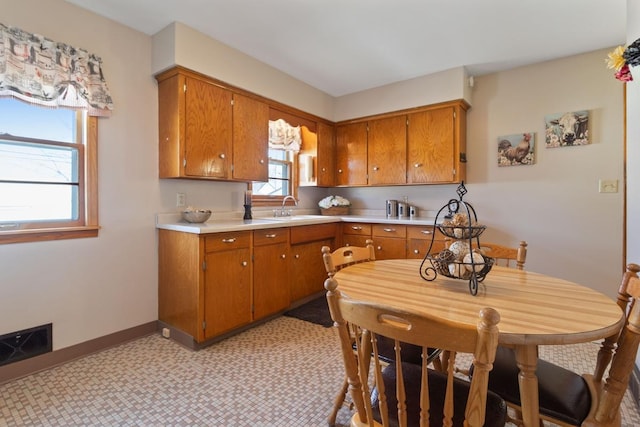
598, 179, 618, 193
176, 192, 186, 207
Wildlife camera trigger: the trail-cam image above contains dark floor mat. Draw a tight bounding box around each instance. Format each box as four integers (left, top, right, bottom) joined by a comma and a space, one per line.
283, 296, 333, 328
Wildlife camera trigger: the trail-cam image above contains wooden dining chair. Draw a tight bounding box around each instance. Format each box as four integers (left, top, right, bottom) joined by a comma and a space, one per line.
324, 275, 507, 427
475, 263, 639, 427
455, 240, 528, 376
478, 240, 528, 270
322, 240, 376, 426
322, 239, 376, 279
322, 241, 442, 426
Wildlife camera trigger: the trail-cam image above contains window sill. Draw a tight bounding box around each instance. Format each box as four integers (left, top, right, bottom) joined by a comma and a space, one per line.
0, 226, 100, 244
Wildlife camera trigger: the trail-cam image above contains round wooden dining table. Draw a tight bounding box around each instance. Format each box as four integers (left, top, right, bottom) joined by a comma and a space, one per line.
333, 258, 625, 427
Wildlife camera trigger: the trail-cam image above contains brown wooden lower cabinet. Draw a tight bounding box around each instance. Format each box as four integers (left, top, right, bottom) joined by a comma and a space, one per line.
372, 224, 407, 259
253, 228, 290, 321
290, 223, 337, 302
341, 222, 372, 248
204, 231, 252, 339
158, 221, 448, 346
406, 225, 447, 259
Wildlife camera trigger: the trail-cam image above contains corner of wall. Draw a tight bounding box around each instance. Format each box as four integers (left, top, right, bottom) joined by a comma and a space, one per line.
151, 23, 177, 75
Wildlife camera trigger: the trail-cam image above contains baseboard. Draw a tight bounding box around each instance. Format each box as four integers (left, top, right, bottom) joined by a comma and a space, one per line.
0, 321, 158, 386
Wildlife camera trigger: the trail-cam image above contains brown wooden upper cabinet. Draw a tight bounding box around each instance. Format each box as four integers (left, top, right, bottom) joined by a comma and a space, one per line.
156, 67, 268, 181
408, 105, 462, 184
316, 122, 336, 187
336, 122, 368, 186
156, 66, 467, 186
335, 100, 468, 186
368, 115, 407, 185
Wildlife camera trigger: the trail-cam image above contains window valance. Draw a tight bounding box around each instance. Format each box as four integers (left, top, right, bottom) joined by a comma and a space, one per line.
269, 119, 301, 152
0, 23, 113, 116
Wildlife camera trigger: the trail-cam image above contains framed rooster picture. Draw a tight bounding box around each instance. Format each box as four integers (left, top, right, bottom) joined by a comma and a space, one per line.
497, 132, 535, 167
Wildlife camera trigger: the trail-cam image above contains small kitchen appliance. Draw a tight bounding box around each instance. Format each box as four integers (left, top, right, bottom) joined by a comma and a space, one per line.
386, 200, 398, 218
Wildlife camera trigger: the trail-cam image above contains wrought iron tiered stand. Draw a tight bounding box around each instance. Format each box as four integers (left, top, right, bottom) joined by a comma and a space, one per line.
419, 183, 494, 295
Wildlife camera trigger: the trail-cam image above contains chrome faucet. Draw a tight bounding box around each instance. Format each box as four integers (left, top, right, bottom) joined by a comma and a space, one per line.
279, 195, 298, 216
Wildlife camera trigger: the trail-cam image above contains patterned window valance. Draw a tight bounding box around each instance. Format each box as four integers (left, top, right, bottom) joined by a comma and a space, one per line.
0, 23, 113, 116
269, 119, 301, 152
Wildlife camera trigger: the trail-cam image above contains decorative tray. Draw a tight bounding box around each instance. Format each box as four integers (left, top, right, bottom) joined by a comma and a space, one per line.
427, 252, 494, 281
436, 224, 486, 239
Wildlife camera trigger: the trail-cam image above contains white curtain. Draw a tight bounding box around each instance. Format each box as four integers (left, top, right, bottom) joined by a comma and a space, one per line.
0, 23, 113, 116
268, 119, 301, 151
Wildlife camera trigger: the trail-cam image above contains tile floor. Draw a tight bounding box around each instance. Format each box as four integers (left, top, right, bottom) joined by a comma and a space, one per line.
0, 316, 639, 426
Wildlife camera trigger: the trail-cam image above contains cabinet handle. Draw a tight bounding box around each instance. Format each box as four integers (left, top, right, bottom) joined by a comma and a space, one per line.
373, 166, 379, 171
241, 261, 248, 267
295, 254, 300, 259
219, 153, 226, 159
321, 167, 326, 172
383, 228, 395, 233
259, 159, 265, 164
420, 230, 433, 235
414, 249, 420, 254
377, 246, 383, 251
265, 233, 277, 238
338, 169, 343, 173
281, 254, 286, 259
414, 163, 423, 168
222, 238, 237, 243
351, 226, 362, 231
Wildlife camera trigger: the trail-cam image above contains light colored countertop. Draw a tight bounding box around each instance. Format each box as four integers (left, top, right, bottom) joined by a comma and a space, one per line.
156, 212, 440, 234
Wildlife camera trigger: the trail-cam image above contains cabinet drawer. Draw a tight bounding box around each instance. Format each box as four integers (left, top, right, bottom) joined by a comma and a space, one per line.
290, 223, 338, 244
253, 228, 289, 246
406, 225, 444, 240
342, 223, 371, 236
205, 231, 251, 252
372, 224, 406, 238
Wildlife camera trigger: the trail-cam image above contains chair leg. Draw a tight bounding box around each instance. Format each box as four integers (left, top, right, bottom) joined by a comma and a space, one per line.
328, 377, 349, 426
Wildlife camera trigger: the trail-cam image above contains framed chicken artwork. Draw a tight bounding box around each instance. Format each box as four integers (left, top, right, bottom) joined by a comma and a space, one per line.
497, 132, 535, 166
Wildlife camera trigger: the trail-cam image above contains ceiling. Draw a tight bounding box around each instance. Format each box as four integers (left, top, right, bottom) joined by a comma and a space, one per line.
65, 0, 627, 97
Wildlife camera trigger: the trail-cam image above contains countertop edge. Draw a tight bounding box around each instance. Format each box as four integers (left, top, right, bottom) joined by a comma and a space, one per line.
156, 215, 440, 234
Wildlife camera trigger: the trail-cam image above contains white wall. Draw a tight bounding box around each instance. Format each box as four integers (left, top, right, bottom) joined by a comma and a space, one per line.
333, 66, 470, 121
0, 0, 159, 349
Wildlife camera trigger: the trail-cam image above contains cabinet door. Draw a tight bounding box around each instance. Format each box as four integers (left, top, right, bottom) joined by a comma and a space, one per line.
253, 241, 290, 320
316, 122, 336, 187
336, 122, 368, 186
290, 238, 333, 302
232, 93, 269, 181
184, 77, 232, 178
407, 107, 456, 183
204, 247, 252, 339
374, 237, 407, 260
368, 116, 407, 185
158, 74, 184, 178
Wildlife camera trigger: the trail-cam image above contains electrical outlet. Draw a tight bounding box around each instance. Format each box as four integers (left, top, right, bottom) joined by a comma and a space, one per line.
162, 328, 171, 338
176, 193, 186, 207
598, 179, 618, 193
